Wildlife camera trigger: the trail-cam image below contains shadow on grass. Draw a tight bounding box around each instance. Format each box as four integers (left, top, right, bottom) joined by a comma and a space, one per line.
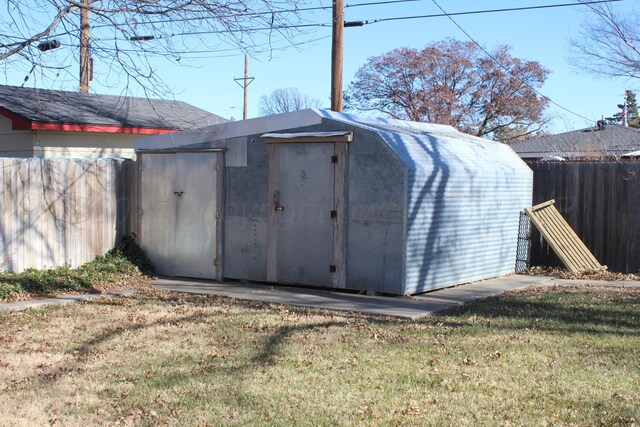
435, 287, 640, 336
35, 293, 348, 386
253, 321, 346, 366
27, 286, 640, 412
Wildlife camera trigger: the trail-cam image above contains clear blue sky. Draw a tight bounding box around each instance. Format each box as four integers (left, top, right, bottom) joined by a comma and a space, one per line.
2, 0, 637, 133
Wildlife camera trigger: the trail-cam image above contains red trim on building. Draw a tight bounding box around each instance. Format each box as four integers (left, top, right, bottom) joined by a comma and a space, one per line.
0, 107, 32, 130
31, 123, 175, 134
0, 108, 176, 134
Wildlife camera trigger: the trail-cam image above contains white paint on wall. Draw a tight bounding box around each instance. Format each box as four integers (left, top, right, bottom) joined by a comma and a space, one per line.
0, 116, 35, 157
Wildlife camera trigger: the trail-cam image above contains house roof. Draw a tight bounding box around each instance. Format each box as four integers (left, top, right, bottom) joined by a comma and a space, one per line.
510, 123, 640, 159
0, 85, 226, 135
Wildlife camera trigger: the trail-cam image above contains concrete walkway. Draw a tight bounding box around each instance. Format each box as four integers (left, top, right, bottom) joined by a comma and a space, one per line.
4, 275, 636, 319
0, 290, 137, 312
151, 275, 551, 320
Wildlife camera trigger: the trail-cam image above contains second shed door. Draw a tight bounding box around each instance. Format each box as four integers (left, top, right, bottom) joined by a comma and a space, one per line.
275, 143, 334, 285
270, 143, 334, 285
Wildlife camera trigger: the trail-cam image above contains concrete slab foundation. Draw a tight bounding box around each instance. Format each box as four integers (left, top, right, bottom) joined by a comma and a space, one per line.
151, 275, 552, 320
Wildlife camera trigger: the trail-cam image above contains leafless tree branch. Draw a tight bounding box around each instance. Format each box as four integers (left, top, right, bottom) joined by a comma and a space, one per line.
570, 2, 640, 80
1, 0, 308, 96
259, 87, 323, 115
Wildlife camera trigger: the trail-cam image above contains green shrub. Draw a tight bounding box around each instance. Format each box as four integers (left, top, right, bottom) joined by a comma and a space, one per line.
0, 235, 151, 301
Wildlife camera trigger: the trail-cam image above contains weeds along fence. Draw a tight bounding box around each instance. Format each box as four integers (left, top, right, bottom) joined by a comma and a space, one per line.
527, 160, 640, 274
0, 158, 138, 273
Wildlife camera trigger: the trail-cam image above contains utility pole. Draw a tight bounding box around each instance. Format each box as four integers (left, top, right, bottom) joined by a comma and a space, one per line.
243, 54, 249, 120
79, 0, 91, 93
233, 54, 255, 120
331, 0, 344, 112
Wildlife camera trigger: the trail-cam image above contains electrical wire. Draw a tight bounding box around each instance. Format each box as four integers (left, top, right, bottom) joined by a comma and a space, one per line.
7, 0, 622, 44
357, 0, 621, 25
60, 33, 332, 59
88, 0, 621, 42
430, 0, 594, 123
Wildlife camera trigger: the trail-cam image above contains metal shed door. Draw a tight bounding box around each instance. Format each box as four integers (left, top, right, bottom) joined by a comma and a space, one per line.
269, 143, 334, 285
267, 142, 346, 287
140, 152, 221, 279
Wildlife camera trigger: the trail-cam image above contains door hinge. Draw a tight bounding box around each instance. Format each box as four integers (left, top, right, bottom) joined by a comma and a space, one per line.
216, 211, 220, 219
329, 265, 337, 273
214, 257, 220, 267
138, 209, 143, 216
215, 163, 220, 171
330, 210, 337, 218
331, 155, 338, 163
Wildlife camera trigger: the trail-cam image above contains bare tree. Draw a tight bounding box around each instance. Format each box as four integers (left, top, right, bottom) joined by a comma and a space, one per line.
345, 39, 549, 141
1, 0, 307, 96
258, 87, 323, 115
570, 2, 640, 79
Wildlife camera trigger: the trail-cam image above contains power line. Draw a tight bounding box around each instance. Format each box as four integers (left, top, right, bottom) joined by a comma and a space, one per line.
353, 0, 622, 25
72, 34, 332, 59
14, 0, 621, 43
86, 0, 620, 43
429, 0, 594, 123
87, 0, 421, 30
86, 5, 332, 31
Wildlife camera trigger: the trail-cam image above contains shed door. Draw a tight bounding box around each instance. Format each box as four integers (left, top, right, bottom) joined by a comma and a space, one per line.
268, 142, 346, 286
278, 143, 333, 284
140, 152, 221, 279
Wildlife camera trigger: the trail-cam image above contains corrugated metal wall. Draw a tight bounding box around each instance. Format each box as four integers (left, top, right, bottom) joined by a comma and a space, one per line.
528, 160, 640, 273
0, 158, 130, 272
403, 136, 532, 294
344, 129, 406, 293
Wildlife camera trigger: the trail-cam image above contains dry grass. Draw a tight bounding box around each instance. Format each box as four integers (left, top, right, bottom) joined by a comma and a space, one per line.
0, 285, 639, 426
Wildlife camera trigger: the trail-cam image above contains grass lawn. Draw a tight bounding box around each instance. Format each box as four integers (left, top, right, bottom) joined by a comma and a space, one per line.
0, 284, 638, 425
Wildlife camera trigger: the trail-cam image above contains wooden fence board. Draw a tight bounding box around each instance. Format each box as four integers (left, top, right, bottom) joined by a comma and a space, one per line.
0, 158, 132, 273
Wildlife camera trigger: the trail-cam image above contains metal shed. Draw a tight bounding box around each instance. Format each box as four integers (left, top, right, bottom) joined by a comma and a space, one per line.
135, 109, 532, 295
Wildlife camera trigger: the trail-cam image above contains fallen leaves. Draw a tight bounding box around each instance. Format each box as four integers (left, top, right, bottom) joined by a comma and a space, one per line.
460, 357, 476, 366
526, 266, 640, 281
485, 351, 502, 361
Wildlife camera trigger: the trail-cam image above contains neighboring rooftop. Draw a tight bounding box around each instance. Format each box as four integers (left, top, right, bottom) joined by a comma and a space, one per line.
510, 122, 640, 159
0, 85, 226, 134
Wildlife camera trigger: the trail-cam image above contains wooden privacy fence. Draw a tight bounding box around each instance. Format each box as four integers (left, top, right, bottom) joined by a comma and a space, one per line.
527, 160, 640, 273
0, 158, 137, 273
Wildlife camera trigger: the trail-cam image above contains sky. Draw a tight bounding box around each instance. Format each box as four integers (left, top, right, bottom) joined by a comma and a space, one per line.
1, 0, 638, 134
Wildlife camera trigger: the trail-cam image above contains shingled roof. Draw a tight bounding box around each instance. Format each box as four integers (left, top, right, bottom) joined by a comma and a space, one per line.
511, 123, 640, 159
0, 85, 226, 134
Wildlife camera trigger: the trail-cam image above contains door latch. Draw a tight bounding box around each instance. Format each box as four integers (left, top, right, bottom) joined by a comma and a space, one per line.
174, 191, 184, 197
273, 190, 284, 211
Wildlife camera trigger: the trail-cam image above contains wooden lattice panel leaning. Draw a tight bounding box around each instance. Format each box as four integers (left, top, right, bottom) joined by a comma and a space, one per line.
524, 200, 603, 273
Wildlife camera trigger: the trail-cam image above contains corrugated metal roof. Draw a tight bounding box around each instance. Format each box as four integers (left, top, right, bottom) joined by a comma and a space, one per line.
138, 108, 498, 154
